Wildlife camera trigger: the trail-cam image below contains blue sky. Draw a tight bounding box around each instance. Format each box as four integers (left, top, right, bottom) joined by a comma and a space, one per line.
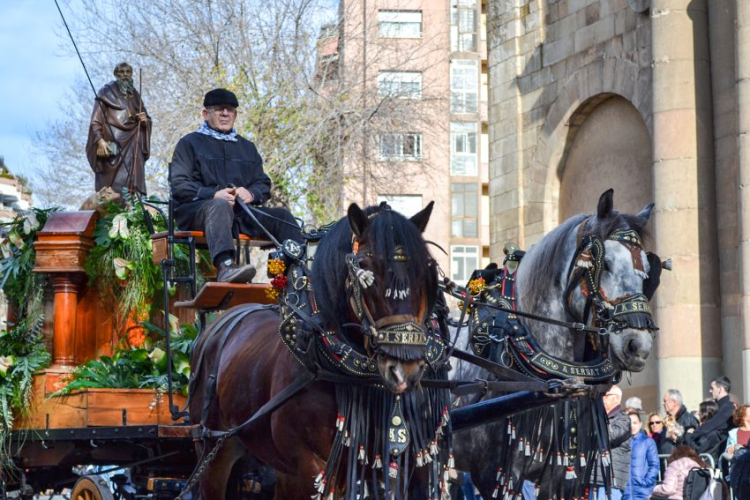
0, 0, 80, 178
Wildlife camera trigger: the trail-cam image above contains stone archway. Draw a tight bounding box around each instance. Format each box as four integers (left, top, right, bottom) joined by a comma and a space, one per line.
530, 58, 652, 232
558, 95, 653, 219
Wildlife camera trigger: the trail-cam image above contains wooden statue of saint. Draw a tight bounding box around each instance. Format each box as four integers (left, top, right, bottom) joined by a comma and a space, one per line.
85, 62, 151, 195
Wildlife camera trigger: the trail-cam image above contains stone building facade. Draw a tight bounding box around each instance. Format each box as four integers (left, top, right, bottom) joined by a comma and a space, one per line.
487, 0, 749, 410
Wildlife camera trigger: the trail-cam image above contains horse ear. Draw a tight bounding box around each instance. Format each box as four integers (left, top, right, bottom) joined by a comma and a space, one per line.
636, 202, 655, 222
597, 189, 614, 219
347, 203, 368, 238
410, 201, 434, 233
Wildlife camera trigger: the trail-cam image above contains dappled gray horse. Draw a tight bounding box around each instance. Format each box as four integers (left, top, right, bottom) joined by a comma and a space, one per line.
451, 189, 661, 499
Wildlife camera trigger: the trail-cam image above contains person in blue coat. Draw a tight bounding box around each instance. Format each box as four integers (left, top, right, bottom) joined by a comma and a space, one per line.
623, 409, 660, 500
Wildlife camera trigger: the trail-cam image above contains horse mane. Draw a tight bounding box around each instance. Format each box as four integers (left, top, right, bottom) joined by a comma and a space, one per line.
311, 205, 438, 335
520, 210, 650, 306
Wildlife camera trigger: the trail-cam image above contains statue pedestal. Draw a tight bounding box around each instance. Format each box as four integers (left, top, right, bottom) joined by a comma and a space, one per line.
33, 211, 97, 368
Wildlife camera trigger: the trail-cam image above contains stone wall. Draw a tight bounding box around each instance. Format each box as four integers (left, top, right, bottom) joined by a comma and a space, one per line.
486, 0, 739, 409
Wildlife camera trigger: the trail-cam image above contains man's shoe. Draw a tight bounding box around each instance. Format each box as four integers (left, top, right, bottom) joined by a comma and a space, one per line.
217, 262, 257, 283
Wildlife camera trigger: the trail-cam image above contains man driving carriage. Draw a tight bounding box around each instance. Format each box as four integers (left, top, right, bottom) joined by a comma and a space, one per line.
170, 88, 303, 283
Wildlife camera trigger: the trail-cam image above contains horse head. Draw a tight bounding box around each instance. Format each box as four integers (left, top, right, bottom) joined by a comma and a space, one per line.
312, 201, 439, 394
517, 189, 661, 374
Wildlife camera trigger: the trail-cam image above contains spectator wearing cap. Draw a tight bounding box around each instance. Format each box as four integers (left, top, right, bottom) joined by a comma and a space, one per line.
170, 88, 303, 283
625, 396, 643, 414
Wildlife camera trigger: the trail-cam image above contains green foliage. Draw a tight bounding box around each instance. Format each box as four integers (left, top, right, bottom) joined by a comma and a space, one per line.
0, 207, 57, 319
0, 316, 51, 465
84, 194, 166, 323
54, 316, 199, 397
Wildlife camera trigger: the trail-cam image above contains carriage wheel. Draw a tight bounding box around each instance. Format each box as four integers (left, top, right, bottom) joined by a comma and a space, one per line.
71, 475, 115, 500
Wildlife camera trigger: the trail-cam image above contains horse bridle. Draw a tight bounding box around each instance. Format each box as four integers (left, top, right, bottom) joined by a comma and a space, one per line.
345, 247, 430, 354
564, 223, 659, 340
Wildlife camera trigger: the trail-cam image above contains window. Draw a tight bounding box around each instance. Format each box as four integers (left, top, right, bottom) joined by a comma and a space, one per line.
379, 11, 422, 38
451, 183, 478, 238
378, 71, 422, 99
451, 0, 478, 52
451, 122, 477, 175
377, 194, 423, 217
451, 60, 478, 113
378, 133, 423, 161
451, 245, 479, 284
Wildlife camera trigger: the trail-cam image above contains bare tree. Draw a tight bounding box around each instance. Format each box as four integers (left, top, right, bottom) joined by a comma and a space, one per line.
36, 0, 448, 222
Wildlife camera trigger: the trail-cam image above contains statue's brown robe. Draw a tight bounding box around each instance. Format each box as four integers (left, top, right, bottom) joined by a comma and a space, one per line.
85, 81, 151, 195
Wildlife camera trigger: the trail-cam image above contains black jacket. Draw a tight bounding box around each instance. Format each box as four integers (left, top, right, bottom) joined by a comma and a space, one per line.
692, 395, 735, 439
685, 428, 725, 463
171, 131, 271, 230
674, 405, 699, 434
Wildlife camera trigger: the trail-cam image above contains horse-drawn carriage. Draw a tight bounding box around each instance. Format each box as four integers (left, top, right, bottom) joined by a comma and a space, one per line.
3, 189, 666, 499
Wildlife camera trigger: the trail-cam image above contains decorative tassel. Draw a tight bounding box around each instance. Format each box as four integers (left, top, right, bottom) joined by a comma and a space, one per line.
535, 484, 540, 497
518, 438, 524, 452
355, 268, 375, 288
493, 485, 500, 498
565, 466, 577, 480
389, 461, 399, 479
563, 454, 569, 466
496, 467, 503, 481
343, 430, 351, 447
602, 451, 610, 467
374, 455, 383, 469
326, 492, 334, 500
448, 454, 455, 468
579, 453, 586, 467
508, 479, 513, 490
317, 478, 326, 494
424, 451, 433, 464
511, 425, 516, 439
336, 415, 345, 432
525, 442, 531, 456
557, 452, 562, 465
430, 440, 439, 455
507, 421, 512, 435
358, 446, 365, 463
416, 452, 424, 467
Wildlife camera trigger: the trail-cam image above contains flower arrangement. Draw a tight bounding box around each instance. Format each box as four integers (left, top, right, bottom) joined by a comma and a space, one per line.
266, 257, 287, 301
467, 276, 486, 295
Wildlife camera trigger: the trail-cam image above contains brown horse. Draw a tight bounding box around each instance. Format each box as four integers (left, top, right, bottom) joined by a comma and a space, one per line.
188, 202, 446, 499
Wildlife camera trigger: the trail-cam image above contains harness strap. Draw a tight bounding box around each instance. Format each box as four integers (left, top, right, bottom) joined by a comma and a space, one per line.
195, 370, 317, 439
451, 347, 550, 384
374, 314, 419, 329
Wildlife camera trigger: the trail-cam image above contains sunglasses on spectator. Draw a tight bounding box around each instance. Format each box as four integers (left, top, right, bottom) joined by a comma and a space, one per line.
649, 421, 663, 425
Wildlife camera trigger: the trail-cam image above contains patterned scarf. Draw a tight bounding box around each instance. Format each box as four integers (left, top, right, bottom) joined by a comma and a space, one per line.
196, 121, 238, 142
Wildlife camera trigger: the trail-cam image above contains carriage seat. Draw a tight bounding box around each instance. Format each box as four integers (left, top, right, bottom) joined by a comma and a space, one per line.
150, 230, 273, 265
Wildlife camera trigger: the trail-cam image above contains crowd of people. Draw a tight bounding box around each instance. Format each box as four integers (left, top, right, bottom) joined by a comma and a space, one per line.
599, 376, 749, 499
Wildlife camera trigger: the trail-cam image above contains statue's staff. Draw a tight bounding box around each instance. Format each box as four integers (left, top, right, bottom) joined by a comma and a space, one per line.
53, 0, 119, 152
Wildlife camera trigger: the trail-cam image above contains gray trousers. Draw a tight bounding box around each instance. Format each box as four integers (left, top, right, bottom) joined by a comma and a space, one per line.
194, 198, 302, 264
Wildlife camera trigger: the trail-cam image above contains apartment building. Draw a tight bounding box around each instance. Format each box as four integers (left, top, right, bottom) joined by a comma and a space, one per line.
321, 0, 491, 285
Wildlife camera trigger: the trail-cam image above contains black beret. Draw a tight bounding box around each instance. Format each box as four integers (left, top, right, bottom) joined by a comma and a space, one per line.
203, 88, 239, 108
